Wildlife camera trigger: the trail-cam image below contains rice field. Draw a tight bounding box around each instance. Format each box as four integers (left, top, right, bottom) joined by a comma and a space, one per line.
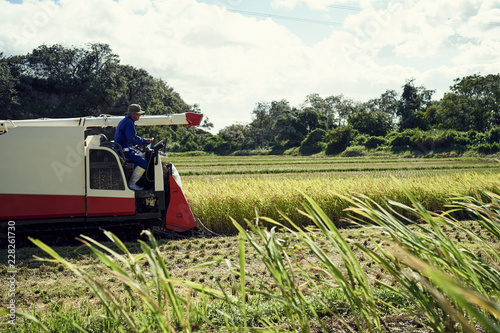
168, 155, 500, 234
2, 154, 500, 332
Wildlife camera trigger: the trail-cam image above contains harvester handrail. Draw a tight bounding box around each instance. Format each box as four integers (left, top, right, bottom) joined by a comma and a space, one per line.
0, 112, 203, 132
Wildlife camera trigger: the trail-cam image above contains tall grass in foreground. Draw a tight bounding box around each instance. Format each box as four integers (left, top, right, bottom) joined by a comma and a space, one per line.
339, 182, 500, 332
5, 184, 500, 332
23, 231, 230, 332
235, 206, 381, 332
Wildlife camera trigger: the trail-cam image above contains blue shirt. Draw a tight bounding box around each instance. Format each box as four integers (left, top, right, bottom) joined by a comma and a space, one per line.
114, 116, 148, 149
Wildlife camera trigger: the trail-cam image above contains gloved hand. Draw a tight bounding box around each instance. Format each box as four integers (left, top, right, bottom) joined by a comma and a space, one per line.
146, 138, 152, 144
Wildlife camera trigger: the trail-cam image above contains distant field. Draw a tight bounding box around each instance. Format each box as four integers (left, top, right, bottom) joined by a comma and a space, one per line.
169, 155, 499, 175
166, 155, 500, 234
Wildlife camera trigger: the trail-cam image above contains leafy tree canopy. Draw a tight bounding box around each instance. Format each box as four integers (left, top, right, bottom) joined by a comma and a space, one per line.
1, 43, 191, 119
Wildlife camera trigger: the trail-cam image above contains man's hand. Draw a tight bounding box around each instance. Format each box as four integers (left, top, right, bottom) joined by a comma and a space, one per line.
146, 138, 152, 144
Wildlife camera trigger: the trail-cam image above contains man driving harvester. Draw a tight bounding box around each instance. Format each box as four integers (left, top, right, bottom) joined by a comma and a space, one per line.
115, 104, 152, 190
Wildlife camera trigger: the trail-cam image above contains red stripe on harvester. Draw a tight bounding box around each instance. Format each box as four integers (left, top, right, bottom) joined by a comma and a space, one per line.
86, 196, 135, 217
0, 194, 86, 220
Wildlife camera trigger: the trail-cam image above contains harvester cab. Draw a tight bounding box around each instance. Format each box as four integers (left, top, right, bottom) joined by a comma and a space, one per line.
0, 112, 203, 237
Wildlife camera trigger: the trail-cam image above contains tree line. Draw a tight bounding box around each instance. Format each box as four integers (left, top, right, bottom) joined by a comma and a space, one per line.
1, 43, 500, 155
212, 73, 500, 155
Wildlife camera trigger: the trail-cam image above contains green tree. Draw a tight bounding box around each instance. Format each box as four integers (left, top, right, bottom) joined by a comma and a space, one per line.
249, 99, 293, 148
13, 43, 120, 117
416, 101, 441, 130
218, 124, 247, 142
304, 93, 337, 128
378, 89, 399, 118
250, 101, 274, 145
200, 116, 214, 132
303, 94, 357, 128
348, 107, 393, 137
273, 112, 306, 147
0, 53, 19, 119
299, 128, 326, 154
298, 107, 327, 132
217, 124, 254, 151
325, 125, 355, 154
436, 74, 500, 132
334, 95, 357, 127
398, 78, 434, 130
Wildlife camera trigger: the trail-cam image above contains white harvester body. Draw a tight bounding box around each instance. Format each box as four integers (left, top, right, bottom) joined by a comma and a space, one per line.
0, 112, 203, 232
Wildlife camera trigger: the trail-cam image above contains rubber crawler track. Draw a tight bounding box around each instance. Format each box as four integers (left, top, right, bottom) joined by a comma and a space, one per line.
1, 219, 213, 248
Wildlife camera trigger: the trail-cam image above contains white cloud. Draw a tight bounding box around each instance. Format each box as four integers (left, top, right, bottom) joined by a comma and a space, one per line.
452, 40, 500, 65
271, 0, 301, 11
271, 0, 366, 11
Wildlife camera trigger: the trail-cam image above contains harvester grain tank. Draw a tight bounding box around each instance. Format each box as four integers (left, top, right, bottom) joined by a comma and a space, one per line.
0, 112, 203, 239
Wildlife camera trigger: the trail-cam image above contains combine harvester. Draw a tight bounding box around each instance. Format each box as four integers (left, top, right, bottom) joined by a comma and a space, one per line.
0, 112, 203, 244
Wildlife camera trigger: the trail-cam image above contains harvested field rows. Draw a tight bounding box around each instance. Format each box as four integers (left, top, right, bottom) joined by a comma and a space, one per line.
169, 155, 500, 175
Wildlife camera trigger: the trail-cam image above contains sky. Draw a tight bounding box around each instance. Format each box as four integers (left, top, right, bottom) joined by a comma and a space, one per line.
0, 0, 499, 133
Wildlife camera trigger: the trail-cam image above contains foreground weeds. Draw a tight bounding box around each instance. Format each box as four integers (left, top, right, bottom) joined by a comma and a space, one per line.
343, 183, 500, 332
2, 184, 500, 332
